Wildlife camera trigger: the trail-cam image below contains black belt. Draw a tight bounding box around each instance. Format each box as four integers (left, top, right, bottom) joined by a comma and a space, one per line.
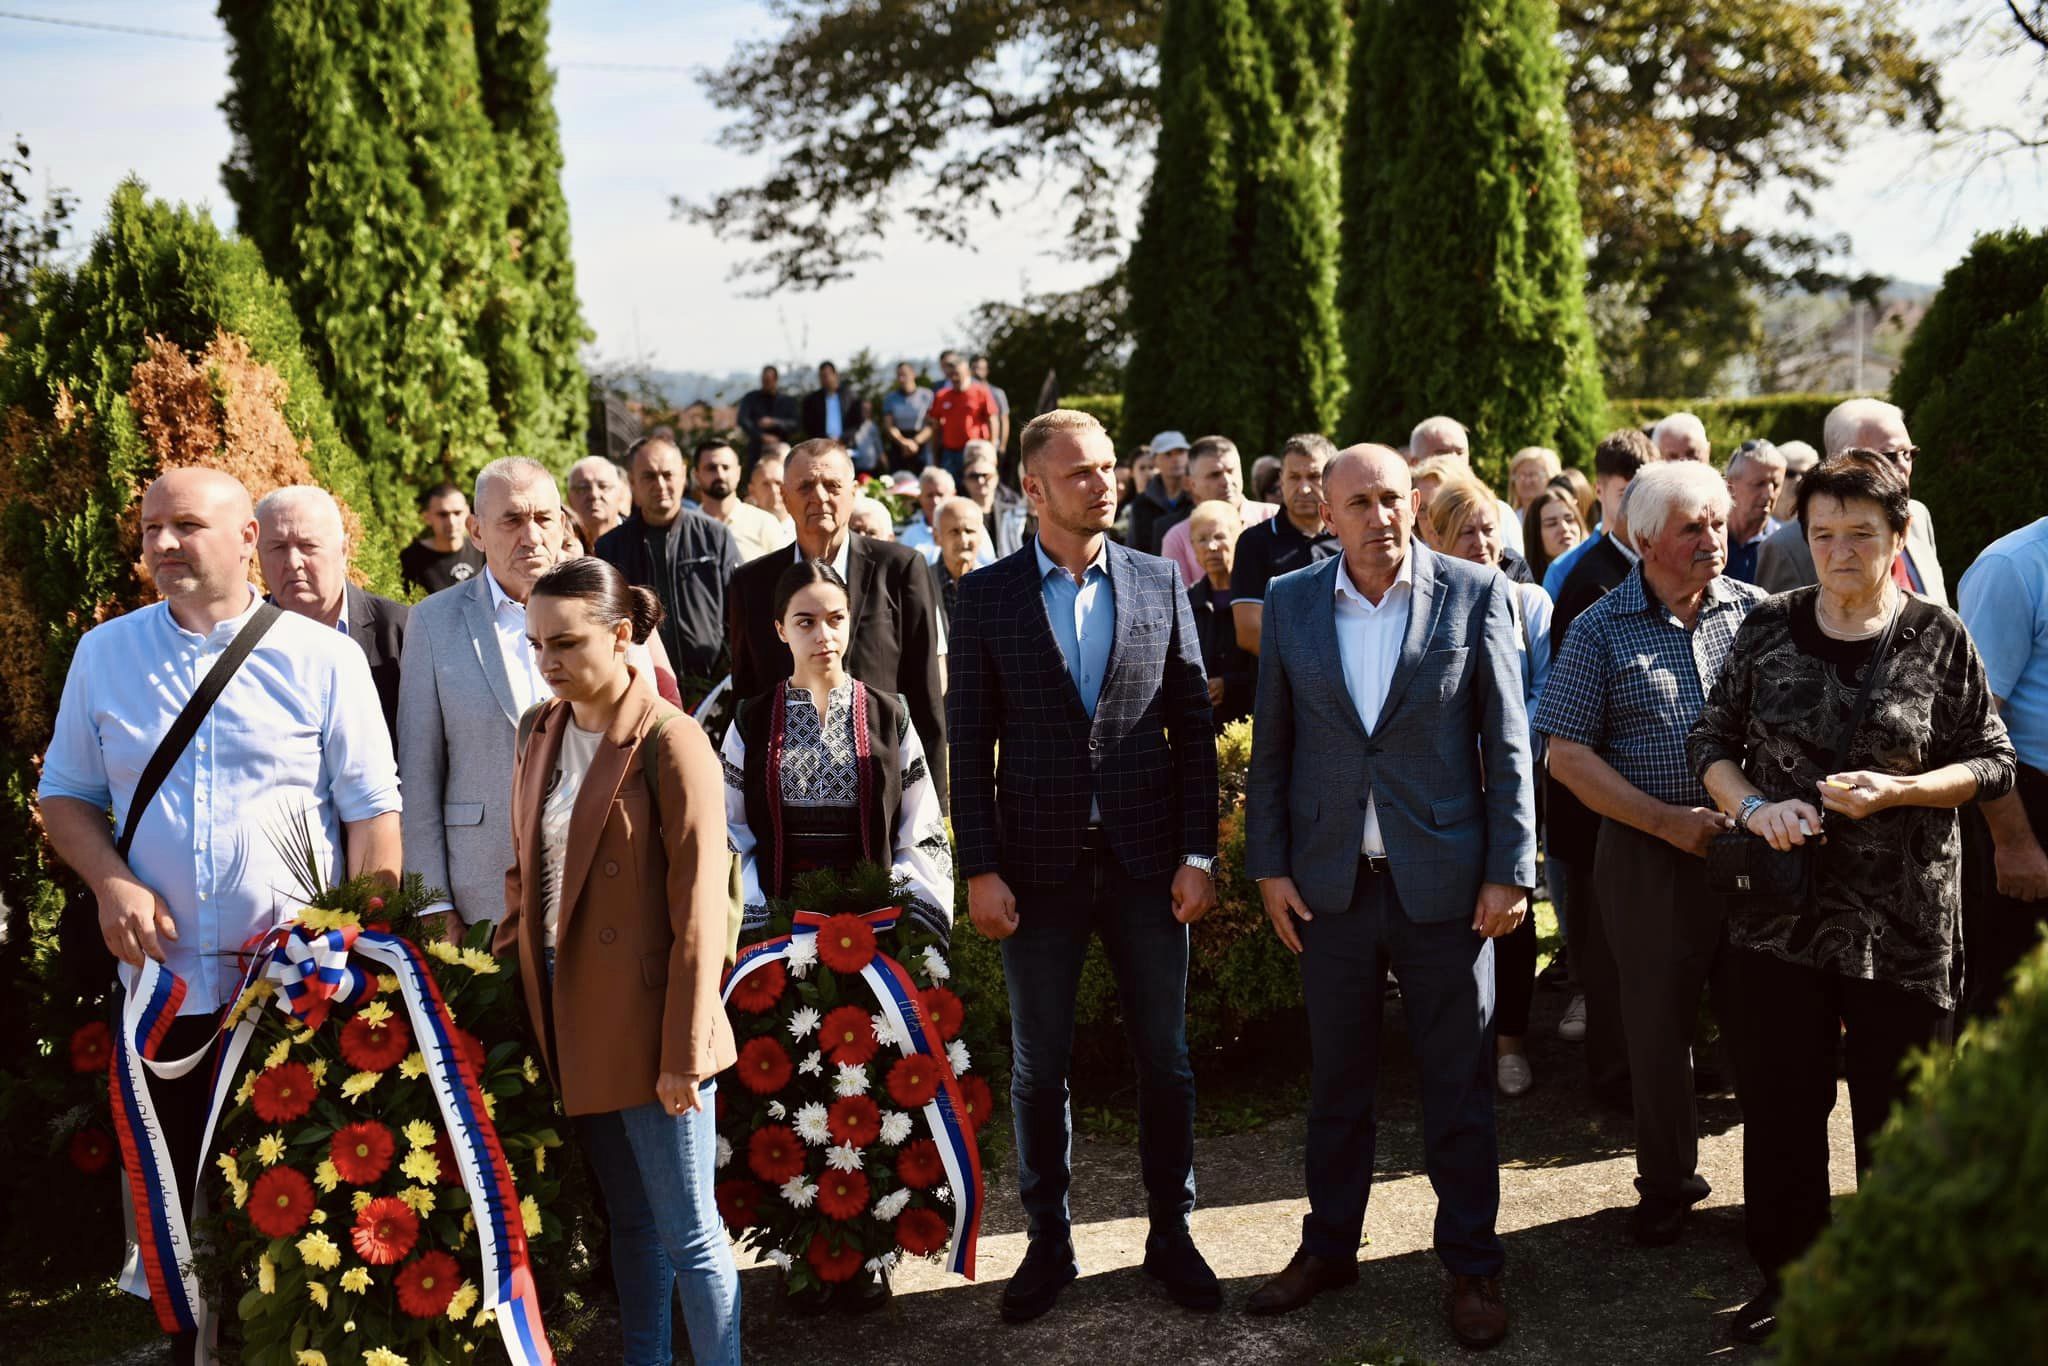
1359, 854, 1390, 875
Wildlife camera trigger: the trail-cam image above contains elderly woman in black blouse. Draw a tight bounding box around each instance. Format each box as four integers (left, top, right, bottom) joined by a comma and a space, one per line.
1687, 452, 2014, 1345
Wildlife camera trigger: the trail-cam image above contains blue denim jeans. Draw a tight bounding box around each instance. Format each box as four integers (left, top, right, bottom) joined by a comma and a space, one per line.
1000, 842, 1196, 1243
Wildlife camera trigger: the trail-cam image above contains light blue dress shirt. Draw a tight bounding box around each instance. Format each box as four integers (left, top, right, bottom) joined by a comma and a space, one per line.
1036, 536, 1115, 717
823, 392, 844, 439
39, 589, 401, 1012
1542, 527, 1603, 599
1959, 516, 2048, 770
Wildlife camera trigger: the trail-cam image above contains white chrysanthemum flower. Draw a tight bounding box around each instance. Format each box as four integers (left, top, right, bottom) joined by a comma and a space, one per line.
871, 1011, 908, 1050
872, 1188, 911, 1221
797, 1049, 824, 1077
936, 1185, 951, 1202
787, 1006, 821, 1040
784, 936, 818, 977
878, 1110, 914, 1146
834, 1062, 871, 1098
766, 1249, 792, 1271
780, 1176, 818, 1209
921, 947, 950, 982
715, 1136, 732, 1169
767, 1100, 787, 1120
947, 1040, 972, 1076
825, 1143, 864, 1173
794, 1102, 832, 1146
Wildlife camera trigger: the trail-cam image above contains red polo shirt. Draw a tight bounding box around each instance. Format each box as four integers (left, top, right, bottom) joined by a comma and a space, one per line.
929, 383, 996, 449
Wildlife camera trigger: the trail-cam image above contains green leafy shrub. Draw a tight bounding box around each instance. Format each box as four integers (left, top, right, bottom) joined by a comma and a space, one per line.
1602, 393, 1852, 462
1776, 936, 2048, 1361
1063, 393, 1127, 450
1889, 229, 2048, 574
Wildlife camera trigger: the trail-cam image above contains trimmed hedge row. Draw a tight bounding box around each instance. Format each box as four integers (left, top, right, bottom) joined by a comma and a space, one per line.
1601, 393, 1853, 458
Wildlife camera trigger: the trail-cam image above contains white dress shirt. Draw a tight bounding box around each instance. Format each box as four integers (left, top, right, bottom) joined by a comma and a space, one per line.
39, 587, 401, 1012
484, 566, 549, 716
1332, 552, 1415, 857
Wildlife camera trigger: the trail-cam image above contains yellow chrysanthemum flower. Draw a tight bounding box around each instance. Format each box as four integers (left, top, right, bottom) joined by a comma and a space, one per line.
376, 973, 398, 992
297, 907, 362, 934
426, 941, 463, 965
474, 1305, 494, 1328
339, 1267, 372, 1295
462, 1211, 475, 1232
290, 1025, 317, 1048
398, 1186, 436, 1217
457, 947, 499, 976
295, 1351, 328, 1366
398, 1052, 428, 1081
306, 1280, 328, 1309
532, 1144, 546, 1175
296, 1229, 341, 1271
351, 1190, 374, 1214
312, 1159, 340, 1193
361, 999, 393, 1027
229, 1178, 249, 1209
216, 1152, 240, 1184
362, 1348, 408, 1366
444, 1280, 479, 1322
521, 1056, 539, 1085
257, 1252, 276, 1295
520, 1195, 541, 1238
234, 1071, 257, 1106
400, 1148, 441, 1185
254, 1132, 287, 1167
401, 1119, 436, 1150
263, 1038, 292, 1070
340, 1070, 383, 1101
307, 1058, 328, 1087
483, 1092, 497, 1120
309, 1209, 327, 1226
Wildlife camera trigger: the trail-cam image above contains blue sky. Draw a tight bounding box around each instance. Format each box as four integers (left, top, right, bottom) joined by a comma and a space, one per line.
4, 1, 2044, 377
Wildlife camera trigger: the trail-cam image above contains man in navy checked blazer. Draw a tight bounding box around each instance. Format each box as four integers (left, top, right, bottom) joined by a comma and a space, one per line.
948, 408, 1221, 1324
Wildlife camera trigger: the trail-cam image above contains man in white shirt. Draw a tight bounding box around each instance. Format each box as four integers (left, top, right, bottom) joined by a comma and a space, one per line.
398, 457, 563, 926
692, 438, 793, 561
40, 467, 400, 1365
898, 465, 957, 561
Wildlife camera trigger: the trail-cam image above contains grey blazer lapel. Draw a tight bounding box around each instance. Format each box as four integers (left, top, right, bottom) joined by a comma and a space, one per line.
459, 575, 522, 726
1377, 544, 1444, 727
1306, 556, 1369, 742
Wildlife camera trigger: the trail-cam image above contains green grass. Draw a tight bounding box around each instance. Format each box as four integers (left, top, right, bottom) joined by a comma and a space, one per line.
1, 1278, 159, 1366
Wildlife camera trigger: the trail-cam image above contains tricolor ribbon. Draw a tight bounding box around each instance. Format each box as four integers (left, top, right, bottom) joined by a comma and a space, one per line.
722, 906, 983, 1277
109, 924, 554, 1365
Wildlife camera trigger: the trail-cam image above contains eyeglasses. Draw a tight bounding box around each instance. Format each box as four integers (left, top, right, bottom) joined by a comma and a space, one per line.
1840, 446, 1918, 467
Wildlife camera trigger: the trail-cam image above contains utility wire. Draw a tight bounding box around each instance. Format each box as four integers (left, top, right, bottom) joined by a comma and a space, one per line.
0, 8, 693, 72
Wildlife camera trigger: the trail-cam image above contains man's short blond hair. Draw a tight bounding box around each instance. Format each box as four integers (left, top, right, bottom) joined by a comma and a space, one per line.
1019, 409, 1106, 471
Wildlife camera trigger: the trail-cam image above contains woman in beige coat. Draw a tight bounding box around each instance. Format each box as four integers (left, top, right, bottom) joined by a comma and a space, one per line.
495, 556, 739, 1366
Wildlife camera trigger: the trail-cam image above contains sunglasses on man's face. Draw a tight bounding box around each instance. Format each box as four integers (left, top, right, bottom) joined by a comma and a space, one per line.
1841, 446, 1919, 467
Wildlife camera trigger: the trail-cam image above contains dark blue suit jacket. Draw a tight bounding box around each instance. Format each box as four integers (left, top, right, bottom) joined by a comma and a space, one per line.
947, 538, 1218, 888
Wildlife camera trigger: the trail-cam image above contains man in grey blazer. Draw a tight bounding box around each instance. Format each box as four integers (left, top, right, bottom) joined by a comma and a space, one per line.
1243, 445, 1535, 1350
398, 457, 565, 927
1754, 398, 1946, 605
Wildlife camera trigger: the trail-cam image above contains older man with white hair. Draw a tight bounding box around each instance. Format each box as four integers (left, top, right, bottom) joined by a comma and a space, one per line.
1407, 415, 1525, 555
849, 495, 897, 541
1651, 412, 1711, 463
1754, 398, 1945, 604
1535, 460, 1764, 1248
399, 456, 566, 928
898, 464, 957, 561
1721, 440, 1787, 584
257, 484, 409, 741
565, 455, 628, 551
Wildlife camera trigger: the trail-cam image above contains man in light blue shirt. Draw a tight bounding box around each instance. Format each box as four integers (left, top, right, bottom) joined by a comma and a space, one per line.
1542, 435, 1657, 599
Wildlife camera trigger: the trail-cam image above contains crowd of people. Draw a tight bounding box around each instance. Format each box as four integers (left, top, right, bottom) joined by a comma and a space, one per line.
38, 349, 2048, 1358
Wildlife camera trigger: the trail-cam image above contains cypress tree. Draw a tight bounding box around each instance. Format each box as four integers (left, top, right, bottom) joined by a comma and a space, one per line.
1123, 0, 1346, 455
220, 0, 584, 526
1340, 0, 1604, 479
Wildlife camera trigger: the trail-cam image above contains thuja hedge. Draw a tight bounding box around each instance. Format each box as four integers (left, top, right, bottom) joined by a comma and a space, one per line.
1603, 393, 1851, 459
1776, 937, 2048, 1360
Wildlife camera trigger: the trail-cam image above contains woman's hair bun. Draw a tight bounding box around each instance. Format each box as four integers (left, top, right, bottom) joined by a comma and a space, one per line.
627, 584, 666, 644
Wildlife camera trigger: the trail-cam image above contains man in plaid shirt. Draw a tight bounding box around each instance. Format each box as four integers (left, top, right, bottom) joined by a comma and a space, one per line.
1532, 462, 1764, 1249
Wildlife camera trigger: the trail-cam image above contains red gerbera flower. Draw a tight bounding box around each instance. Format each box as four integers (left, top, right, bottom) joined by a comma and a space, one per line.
338, 1011, 412, 1072
918, 986, 965, 1042
69, 1021, 112, 1073
896, 1207, 949, 1256
248, 1165, 316, 1238
815, 914, 877, 974
736, 1037, 793, 1095
395, 1250, 462, 1318
806, 1231, 865, 1284
352, 1195, 421, 1265
896, 1139, 943, 1190
728, 961, 786, 1014
826, 1096, 882, 1149
817, 1169, 869, 1222
747, 1125, 806, 1184
453, 1028, 488, 1076
331, 1121, 397, 1185
68, 1126, 114, 1175
886, 1053, 941, 1109
818, 1005, 879, 1067
716, 1178, 765, 1234
956, 1074, 995, 1134
250, 1061, 317, 1124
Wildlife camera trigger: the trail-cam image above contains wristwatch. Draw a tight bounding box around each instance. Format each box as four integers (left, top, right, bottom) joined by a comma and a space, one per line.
1181, 854, 1217, 875
1736, 795, 1768, 832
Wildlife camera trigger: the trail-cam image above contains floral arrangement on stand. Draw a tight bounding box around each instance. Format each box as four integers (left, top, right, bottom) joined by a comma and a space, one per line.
714, 865, 996, 1296
182, 868, 569, 1366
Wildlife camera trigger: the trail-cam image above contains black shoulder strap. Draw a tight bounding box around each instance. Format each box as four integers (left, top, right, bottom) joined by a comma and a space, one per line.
117, 601, 284, 860
1830, 597, 1907, 773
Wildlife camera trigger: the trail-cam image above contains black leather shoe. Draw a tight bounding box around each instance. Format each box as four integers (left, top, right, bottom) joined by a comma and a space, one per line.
1143, 1231, 1222, 1311
1630, 1197, 1686, 1247
1001, 1236, 1079, 1323
1731, 1286, 1780, 1344
1244, 1248, 1359, 1316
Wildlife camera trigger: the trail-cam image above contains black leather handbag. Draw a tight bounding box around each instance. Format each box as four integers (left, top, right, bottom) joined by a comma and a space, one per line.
1709, 601, 1903, 916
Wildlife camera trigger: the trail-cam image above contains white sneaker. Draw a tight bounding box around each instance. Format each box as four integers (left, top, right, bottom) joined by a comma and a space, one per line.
1558, 994, 1587, 1043
1496, 1052, 1534, 1097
